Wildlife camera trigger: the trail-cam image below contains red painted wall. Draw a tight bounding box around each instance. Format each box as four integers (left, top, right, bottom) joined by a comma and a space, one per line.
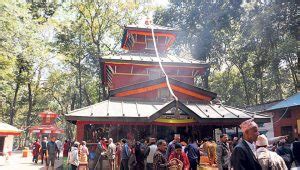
111, 74, 149, 89
106, 63, 205, 89
76, 121, 84, 142
272, 106, 300, 139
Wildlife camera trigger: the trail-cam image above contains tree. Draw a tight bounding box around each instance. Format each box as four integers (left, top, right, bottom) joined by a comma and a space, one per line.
154, 1, 297, 107
71, 1, 143, 101
0, 1, 50, 125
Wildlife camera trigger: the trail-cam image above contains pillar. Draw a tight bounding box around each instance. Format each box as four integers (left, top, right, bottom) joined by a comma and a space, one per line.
76, 121, 84, 142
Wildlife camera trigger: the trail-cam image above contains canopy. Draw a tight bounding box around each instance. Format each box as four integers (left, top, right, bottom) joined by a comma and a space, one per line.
0, 122, 22, 136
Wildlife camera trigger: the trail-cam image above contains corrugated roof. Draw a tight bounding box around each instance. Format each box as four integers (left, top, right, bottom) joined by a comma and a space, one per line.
102, 53, 207, 65
125, 24, 178, 32
66, 98, 270, 123
245, 100, 282, 112
267, 92, 300, 111
0, 122, 22, 135
67, 98, 169, 118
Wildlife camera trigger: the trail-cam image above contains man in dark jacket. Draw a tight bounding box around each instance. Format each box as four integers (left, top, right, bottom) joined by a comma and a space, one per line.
230, 118, 262, 170
166, 134, 180, 159
292, 138, 300, 167
41, 137, 48, 164
120, 139, 130, 170
216, 134, 231, 170
184, 138, 200, 170
276, 139, 293, 169
153, 140, 176, 170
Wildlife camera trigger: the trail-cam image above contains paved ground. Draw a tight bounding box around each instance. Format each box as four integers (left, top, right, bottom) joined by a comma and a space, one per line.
0, 150, 63, 170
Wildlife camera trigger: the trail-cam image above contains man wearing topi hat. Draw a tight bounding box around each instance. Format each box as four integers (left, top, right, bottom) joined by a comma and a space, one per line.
231, 118, 262, 170
256, 134, 287, 170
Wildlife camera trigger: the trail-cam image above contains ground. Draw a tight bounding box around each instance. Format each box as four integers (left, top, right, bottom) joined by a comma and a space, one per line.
0, 150, 63, 170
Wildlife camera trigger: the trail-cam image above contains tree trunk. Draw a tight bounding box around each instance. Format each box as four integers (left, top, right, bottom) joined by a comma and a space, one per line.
24, 82, 33, 144
9, 82, 20, 125
71, 93, 77, 111
286, 54, 298, 92
272, 60, 283, 100
25, 82, 33, 127
64, 107, 74, 140
78, 56, 82, 108
239, 68, 251, 106
84, 87, 92, 106
78, 35, 83, 108
259, 74, 264, 104
95, 43, 106, 102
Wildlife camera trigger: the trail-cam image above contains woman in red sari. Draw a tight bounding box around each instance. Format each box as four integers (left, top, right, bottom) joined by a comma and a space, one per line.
169, 143, 190, 170
31, 139, 41, 164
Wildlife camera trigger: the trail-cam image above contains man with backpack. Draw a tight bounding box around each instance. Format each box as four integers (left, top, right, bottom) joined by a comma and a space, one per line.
185, 138, 200, 170
121, 138, 131, 170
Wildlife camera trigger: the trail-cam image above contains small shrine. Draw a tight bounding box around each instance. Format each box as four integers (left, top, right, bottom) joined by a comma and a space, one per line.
0, 122, 22, 156
29, 110, 64, 138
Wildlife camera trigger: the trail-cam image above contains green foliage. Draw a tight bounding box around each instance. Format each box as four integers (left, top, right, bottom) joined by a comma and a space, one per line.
0, 0, 145, 142
155, 1, 297, 107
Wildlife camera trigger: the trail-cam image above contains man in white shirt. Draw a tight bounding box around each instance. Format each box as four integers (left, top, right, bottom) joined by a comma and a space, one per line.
144, 138, 157, 170
256, 134, 287, 170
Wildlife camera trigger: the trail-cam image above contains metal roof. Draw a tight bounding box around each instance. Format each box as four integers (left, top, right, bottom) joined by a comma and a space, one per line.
245, 100, 282, 113
66, 98, 270, 123
67, 98, 169, 118
125, 24, 178, 32
0, 122, 22, 135
102, 53, 207, 66
267, 92, 300, 111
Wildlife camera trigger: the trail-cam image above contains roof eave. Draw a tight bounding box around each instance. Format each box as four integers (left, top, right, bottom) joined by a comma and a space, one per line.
101, 58, 209, 68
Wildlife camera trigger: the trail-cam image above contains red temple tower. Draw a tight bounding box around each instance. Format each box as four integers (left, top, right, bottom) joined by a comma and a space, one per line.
29, 111, 64, 137
103, 23, 208, 91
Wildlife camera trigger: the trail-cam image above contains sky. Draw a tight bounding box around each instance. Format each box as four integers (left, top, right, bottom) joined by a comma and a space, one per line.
151, 0, 169, 7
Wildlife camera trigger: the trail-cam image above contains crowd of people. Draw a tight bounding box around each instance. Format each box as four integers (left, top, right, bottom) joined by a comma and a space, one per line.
30, 119, 300, 170
31, 136, 61, 170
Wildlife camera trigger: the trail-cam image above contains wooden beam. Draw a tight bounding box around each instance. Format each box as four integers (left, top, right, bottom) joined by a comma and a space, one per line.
115, 83, 167, 97
114, 82, 212, 101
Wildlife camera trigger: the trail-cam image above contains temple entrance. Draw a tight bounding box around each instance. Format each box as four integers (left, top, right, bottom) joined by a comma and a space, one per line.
0, 136, 5, 155
83, 124, 216, 143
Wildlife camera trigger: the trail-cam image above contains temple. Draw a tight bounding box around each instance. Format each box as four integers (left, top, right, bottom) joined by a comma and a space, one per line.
66, 23, 270, 143
29, 111, 64, 138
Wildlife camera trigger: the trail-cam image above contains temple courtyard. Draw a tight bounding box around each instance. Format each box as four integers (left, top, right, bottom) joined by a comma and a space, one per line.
0, 150, 63, 170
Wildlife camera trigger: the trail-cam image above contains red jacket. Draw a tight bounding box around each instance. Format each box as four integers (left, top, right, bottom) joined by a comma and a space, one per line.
32, 142, 41, 156
63, 142, 70, 157
169, 151, 190, 170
